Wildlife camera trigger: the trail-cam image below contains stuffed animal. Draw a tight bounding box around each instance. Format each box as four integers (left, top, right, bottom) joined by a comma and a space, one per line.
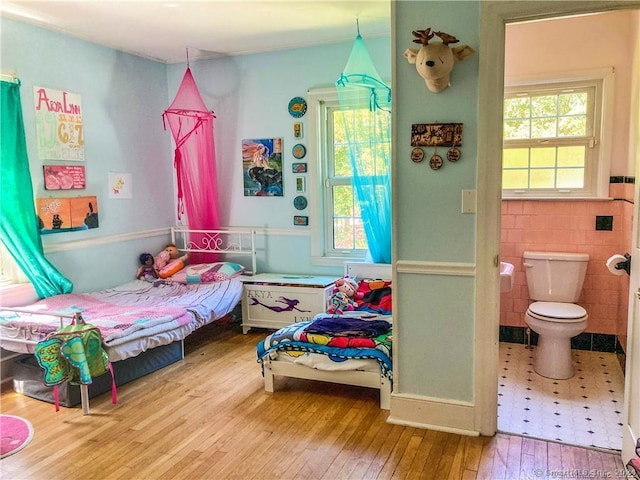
154, 243, 189, 279
326, 276, 361, 315
404, 28, 475, 93
136, 252, 158, 281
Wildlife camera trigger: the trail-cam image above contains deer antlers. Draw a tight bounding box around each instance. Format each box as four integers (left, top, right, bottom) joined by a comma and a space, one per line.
411, 28, 460, 46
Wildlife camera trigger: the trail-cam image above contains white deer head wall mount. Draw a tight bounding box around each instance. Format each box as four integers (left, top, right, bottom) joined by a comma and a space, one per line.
404, 28, 475, 93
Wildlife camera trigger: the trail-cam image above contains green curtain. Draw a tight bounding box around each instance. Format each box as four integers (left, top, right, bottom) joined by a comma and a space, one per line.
1, 80, 73, 298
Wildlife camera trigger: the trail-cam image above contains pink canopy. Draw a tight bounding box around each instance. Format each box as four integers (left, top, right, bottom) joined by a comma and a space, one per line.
163, 68, 219, 263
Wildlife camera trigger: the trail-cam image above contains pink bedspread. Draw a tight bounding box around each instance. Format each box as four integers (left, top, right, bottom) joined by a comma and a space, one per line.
0, 294, 189, 346
0, 279, 243, 352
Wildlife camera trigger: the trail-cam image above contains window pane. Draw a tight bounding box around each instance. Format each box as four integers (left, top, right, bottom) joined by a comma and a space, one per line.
502, 169, 529, 189
558, 115, 586, 136
530, 169, 555, 188
354, 219, 367, 249
558, 92, 587, 116
530, 147, 556, 168
531, 95, 557, 117
557, 146, 585, 167
504, 119, 530, 139
333, 145, 351, 176
333, 218, 354, 249
503, 148, 529, 168
333, 185, 353, 217
531, 117, 557, 138
557, 168, 584, 188
504, 97, 529, 118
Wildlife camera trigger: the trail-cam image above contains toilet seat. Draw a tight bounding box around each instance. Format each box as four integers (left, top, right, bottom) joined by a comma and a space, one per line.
527, 301, 587, 323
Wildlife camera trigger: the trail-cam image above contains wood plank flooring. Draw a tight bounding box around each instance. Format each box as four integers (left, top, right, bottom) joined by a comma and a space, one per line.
0, 324, 625, 479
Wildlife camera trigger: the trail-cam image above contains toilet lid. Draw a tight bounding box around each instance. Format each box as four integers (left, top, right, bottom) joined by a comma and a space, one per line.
528, 301, 587, 320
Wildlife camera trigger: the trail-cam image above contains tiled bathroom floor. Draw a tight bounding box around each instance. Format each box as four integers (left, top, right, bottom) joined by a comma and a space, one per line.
497, 342, 625, 451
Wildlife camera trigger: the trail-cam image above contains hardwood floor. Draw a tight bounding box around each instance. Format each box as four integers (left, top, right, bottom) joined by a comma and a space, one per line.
0, 324, 625, 479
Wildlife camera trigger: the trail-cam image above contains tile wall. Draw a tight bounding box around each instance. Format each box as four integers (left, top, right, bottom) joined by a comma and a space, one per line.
500, 177, 635, 352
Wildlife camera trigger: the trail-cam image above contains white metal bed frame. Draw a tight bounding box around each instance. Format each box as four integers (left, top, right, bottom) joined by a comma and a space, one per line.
261, 262, 392, 409
171, 227, 257, 276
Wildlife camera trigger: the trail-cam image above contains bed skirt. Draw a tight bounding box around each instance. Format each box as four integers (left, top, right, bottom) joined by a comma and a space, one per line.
12, 340, 184, 407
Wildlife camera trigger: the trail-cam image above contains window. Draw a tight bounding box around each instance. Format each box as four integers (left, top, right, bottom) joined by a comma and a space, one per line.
0, 242, 29, 288
308, 88, 390, 265
502, 72, 613, 199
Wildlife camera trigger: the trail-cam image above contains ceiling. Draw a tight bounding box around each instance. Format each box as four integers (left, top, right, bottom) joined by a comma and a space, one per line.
0, 0, 391, 64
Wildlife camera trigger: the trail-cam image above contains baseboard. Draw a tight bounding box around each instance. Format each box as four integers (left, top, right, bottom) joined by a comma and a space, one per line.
499, 326, 623, 353
388, 393, 480, 437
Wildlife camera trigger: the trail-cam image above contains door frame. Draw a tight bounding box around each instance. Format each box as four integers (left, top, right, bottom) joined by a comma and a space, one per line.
475, 0, 640, 449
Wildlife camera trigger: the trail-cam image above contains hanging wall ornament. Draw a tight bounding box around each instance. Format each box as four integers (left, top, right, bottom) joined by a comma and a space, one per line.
411, 147, 424, 163
429, 146, 443, 170
447, 140, 461, 162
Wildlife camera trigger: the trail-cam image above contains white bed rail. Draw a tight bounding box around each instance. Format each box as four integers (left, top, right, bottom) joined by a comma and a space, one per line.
170, 227, 257, 275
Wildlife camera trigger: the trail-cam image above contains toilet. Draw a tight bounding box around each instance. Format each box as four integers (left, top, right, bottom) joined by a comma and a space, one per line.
523, 251, 589, 379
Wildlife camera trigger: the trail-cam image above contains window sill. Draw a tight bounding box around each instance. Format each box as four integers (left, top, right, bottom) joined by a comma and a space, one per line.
0, 283, 38, 307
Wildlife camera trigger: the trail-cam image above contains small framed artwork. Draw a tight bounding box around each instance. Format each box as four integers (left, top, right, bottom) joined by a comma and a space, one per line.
43, 165, 86, 190
293, 122, 303, 139
295, 176, 306, 192
293, 215, 309, 226
292, 162, 307, 173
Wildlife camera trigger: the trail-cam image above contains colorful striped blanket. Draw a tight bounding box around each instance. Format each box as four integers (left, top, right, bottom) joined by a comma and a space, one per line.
256, 316, 393, 380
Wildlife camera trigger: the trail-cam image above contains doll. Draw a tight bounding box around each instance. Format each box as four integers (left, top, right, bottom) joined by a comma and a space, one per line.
326, 276, 361, 315
136, 252, 158, 281
154, 243, 189, 278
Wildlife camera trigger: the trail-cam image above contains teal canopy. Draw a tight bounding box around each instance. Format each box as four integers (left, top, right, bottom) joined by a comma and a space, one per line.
335, 32, 392, 264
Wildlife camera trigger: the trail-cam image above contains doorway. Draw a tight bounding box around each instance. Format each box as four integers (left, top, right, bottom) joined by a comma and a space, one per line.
475, 0, 640, 464
495, 11, 634, 451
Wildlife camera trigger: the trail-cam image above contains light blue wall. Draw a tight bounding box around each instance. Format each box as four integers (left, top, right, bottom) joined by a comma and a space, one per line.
1, 18, 176, 292
166, 37, 391, 275
1, 17, 392, 289
394, 1, 480, 401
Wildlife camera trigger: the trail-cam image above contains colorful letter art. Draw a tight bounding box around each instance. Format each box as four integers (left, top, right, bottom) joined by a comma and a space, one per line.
33, 86, 84, 161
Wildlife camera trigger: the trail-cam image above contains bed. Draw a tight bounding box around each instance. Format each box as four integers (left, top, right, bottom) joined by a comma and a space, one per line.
0, 227, 256, 410
256, 262, 392, 409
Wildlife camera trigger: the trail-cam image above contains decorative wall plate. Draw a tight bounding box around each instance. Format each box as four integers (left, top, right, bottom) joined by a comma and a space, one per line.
288, 97, 307, 118
293, 195, 308, 210
411, 147, 424, 163
292, 143, 306, 159
447, 147, 461, 162
429, 154, 443, 170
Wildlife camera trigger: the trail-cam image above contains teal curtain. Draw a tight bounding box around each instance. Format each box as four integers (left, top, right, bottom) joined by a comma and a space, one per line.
1, 80, 73, 298
336, 34, 392, 264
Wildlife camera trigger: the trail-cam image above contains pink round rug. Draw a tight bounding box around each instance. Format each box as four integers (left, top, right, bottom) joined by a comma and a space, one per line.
1, 414, 34, 458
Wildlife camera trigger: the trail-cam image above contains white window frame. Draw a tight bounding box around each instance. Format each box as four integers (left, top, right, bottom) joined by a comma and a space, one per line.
0, 242, 37, 306
503, 68, 614, 199
306, 87, 369, 267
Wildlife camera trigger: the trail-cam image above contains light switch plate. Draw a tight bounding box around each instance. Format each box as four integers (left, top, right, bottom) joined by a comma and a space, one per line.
462, 189, 476, 214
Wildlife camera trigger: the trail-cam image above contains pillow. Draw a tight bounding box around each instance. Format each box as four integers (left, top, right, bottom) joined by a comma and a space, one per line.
158, 259, 185, 279
185, 262, 245, 283
356, 278, 392, 314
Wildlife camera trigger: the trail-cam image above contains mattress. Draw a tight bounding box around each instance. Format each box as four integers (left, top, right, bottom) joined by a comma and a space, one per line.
0, 278, 243, 362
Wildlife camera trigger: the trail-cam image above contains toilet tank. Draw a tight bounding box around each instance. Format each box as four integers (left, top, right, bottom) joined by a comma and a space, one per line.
523, 251, 589, 302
